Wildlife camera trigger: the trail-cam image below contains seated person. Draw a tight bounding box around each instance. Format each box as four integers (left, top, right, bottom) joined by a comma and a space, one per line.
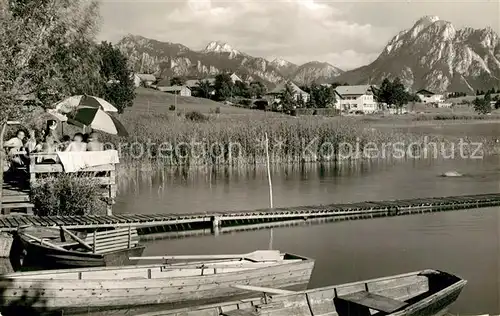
4, 129, 27, 166
38, 136, 57, 164
64, 133, 87, 152
58, 135, 71, 151
45, 120, 60, 145
86, 132, 104, 151
4, 129, 25, 151
40, 136, 57, 153
25, 129, 39, 154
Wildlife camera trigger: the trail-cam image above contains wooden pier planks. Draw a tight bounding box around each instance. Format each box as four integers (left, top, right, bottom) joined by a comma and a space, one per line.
2, 182, 34, 214
0, 192, 499, 231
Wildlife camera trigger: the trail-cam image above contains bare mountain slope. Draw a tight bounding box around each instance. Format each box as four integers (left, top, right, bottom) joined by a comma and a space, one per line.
336, 16, 500, 93
291, 61, 344, 85
118, 35, 286, 85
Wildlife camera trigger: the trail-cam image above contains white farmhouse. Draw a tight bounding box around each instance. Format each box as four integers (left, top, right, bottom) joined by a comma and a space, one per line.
131, 73, 141, 88
136, 74, 156, 87
334, 85, 378, 114
229, 73, 243, 83
157, 85, 192, 97
416, 89, 444, 103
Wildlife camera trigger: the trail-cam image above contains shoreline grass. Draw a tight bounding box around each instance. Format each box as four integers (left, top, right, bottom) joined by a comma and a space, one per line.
102, 111, 499, 168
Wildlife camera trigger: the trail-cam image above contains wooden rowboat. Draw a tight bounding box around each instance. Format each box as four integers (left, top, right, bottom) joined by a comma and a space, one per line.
12, 225, 145, 270
135, 269, 466, 316
0, 250, 314, 316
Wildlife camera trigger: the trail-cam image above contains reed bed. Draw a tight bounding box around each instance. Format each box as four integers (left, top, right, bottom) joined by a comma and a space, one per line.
103, 111, 498, 168
413, 113, 500, 121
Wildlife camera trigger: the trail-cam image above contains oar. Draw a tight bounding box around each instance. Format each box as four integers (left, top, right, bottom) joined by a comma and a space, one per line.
130, 250, 282, 262
60, 226, 93, 251
230, 284, 295, 295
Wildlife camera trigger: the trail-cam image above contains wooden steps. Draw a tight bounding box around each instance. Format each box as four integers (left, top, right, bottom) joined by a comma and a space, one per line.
2, 183, 33, 215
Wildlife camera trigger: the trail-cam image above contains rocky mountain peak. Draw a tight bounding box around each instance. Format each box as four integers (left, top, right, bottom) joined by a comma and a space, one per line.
203, 41, 240, 57
414, 15, 440, 28
335, 16, 500, 93
270, 57, 295, 67
291, 61, 344, 85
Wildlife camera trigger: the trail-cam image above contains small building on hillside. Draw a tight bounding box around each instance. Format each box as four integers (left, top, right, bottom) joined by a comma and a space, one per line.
185, 78, 216, 97
136, 74, 156, 87
334, 85, 378, 114
416, 89, 444, 103
265, 82, 310, 106
131, 73, 141, 87
230, 73, 243, 83
157, 85, 192, 97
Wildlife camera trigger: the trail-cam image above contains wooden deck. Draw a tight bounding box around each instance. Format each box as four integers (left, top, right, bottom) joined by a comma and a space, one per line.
2, 182, 33, 215
1, 153, 117, 215
0, 192, 499, 235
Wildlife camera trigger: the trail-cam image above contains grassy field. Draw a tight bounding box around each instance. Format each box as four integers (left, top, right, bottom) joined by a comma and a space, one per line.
129, 87, 268, 115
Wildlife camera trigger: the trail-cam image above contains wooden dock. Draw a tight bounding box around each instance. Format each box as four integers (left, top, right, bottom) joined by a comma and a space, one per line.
1, 153, 117, 215
0, 192, 499, 236
2, 182, 33, 215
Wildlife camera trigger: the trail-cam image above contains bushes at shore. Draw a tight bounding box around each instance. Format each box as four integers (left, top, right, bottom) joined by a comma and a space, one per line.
31, 174, 105, 216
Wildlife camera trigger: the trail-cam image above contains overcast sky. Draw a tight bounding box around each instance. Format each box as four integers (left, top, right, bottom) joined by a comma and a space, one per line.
98, 0, 500, 70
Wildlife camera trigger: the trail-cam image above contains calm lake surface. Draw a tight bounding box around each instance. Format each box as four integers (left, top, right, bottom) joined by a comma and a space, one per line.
115, 122, 500, 314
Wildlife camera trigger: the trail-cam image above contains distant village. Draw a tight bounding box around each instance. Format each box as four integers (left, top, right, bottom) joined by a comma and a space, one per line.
130, 72, 497, 115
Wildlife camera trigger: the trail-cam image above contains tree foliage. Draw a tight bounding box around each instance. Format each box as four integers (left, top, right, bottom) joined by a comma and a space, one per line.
473, 95, 492, 114
330, 82, 349, 89
0, 0, 102, 123
214, 73, 234, 101
280, 82, 296, 112
196, 80, 213, 99
170, 77, 185, 86
248, 81, 266, 98
375, 77, 413, 112
234, 80, 250, 98
448, 92, 467, 98
97, 41, 136, 113
309, 84, 336, 108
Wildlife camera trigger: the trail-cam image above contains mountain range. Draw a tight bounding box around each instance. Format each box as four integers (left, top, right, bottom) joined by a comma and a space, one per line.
117, 15, 500, 93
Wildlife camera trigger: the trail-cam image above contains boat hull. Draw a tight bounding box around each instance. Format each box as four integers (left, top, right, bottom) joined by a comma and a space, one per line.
0, 253, 315, 316
131, 269, 466, 316
392, 279, 465, 316
13, 233, 145, 270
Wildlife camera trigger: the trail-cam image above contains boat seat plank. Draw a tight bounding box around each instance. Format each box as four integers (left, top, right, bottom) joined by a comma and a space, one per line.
337, 290, 408, 313
221, 310, 258, 316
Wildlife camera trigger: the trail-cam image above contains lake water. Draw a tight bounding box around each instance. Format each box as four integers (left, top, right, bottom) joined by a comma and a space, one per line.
114, 153, 500, 314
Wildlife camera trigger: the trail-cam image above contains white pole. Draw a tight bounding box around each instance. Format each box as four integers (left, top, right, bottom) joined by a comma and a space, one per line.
264, 132, 274, 250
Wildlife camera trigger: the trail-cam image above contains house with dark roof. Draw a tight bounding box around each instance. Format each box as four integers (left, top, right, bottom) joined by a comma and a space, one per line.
265, 82, 310, 106
416, 89, 444, 103
184, 78, 216, 97
136, 74, 156, 87
157, 85, 191, 97
334, 85, 378, 114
